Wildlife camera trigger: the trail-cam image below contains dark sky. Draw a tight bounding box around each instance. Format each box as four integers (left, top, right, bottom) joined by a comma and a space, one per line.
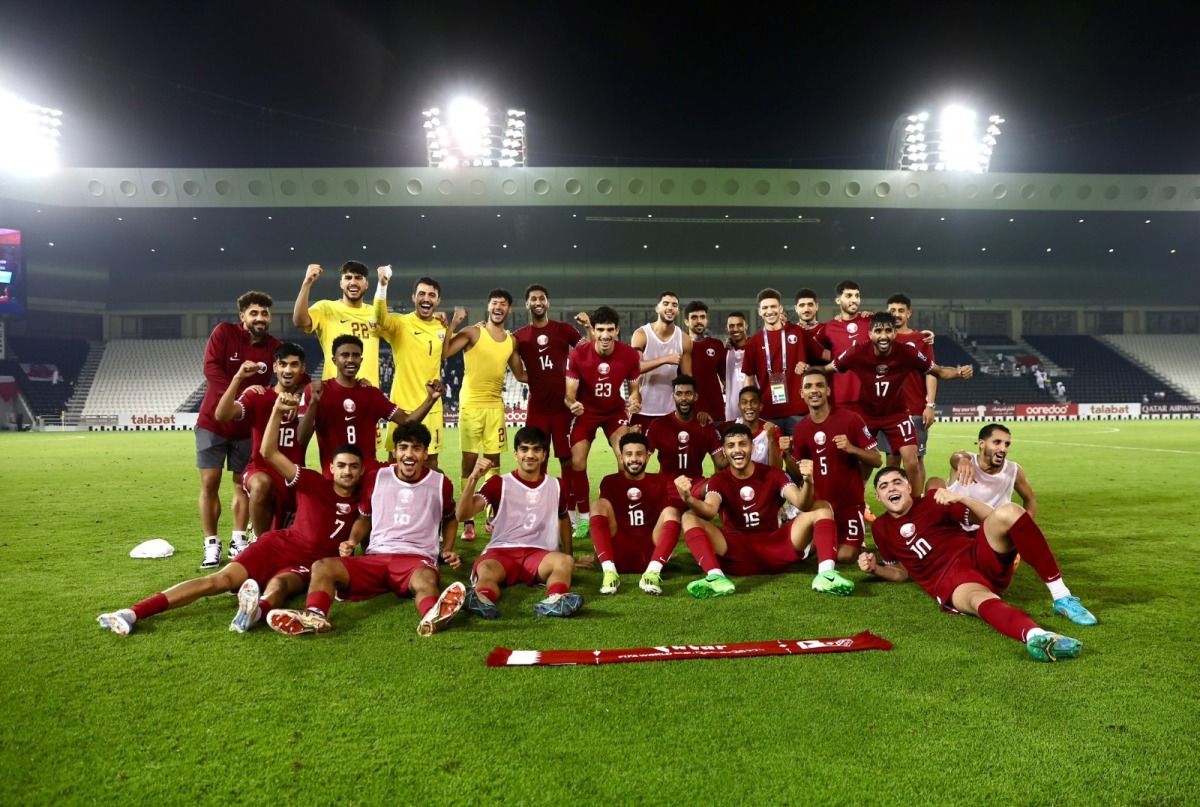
2, 1, 1197, 172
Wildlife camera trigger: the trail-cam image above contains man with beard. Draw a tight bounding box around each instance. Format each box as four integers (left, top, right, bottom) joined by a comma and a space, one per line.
443, 289, 525, 541
684, 300, 727, 424
793, 288, 824, 337
195, 290, 283, 568
631, 291, 692, 432
214, 343, 309, 537
589, 433, 679, 595
861, 467, 1095, 660
292, 261, 381, 386
675, 424, 854, 599
819, 280, 873, 408
939, 423, 1037, 517
878, 293, 939, 484
724, 312, 749, 422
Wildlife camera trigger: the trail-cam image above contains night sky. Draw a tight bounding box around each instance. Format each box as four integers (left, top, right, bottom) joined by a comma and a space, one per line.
2, 1, 1198, 173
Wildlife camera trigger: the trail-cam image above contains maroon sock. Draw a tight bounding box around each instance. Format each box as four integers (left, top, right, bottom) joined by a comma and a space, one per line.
652, 520, 682, 566
591, 517, 614, 565
1006, 512, 1062, 584
305, 591, 333, 617
575, 468, 592, 513
417, 595, 437, 618
478, 586, 500, 603
257, 599, 272, 616
131, 592, 169, 621
683, 527, 720, 574
812, 517, 837, 564
977, 598, 1039, 643
547, 582, 569, 598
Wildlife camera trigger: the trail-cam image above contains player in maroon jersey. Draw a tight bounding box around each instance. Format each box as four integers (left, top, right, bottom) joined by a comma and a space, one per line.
741, 288, 825, 434
267, 421, 467, 638
213, 343, 308, 536
826, 312, 972, 495
564, 306, 642, 535
674, 423, 854, 599
877, 293, 938, 483
783, 370, 882, 563
512, 284, 592, 526
196, 290, 283, 569
456, 427, 593, 618
98, 394, 366, 636
793, 288, 824, 337
646, 375, 725, 480
818, 280, 874, 407
860, 467, 1095, 662
590, 433, 679, 595
684, 300, 727, 423
299, 335, 440, 478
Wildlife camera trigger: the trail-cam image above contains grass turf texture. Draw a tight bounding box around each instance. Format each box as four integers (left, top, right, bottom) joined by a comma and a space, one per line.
2, 421, 1197, 805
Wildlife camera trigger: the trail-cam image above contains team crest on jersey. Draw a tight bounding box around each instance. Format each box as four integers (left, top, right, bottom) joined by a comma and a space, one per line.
398, 489, 414, 504
437, 330, 446, 340
256, 362, 268, 375
876, 364, 890, 377
900, 523, 916, 539
678, 431, 691, 444
336, 503, 352, 514
786, 334, 798, 345
815, 431, 827, 446
537, 334, 549, 346
705, 347, 716, 357
343, 399, 356, 413
739, 485, 755, 502
847, 322, 859, 335
526, 490, 541, 506
627, 487, 642, 502
598, 362, 610, 376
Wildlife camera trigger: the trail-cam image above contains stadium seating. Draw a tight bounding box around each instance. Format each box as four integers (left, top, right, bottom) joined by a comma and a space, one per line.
82, 339, 208, 416
3, 337, 90, 419
1101, 335, 1200, 402
1023, 335, 1189, 403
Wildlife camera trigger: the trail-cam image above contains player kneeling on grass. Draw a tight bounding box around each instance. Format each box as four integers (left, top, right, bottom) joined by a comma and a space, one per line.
457, 426, 594, 618
98, 393, 365, 636
861, 467, 1095, 662
268, 422, 466, 638
590, 432, 683, 595
676, 423, 853, 599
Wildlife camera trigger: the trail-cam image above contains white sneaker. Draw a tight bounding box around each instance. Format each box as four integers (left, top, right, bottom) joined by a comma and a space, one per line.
200, 537, 222, 569
97, 609, 136, 636
230, 579, 261, 633
228, 538, 250, 561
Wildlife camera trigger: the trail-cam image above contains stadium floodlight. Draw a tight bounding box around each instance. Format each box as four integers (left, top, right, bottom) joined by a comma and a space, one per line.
421, 98, 526, 168
0, 90, 63, 175
887, 106, 1003, 172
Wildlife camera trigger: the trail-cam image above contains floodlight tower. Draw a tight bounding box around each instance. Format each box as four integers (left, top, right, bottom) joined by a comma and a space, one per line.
422, 99, 526, 168
0, 90, 63, 175
888, 106, 1003, 172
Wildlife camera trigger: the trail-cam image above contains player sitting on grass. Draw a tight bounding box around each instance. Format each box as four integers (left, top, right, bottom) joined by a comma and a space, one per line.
590, 433, 680, 596
675, 423, 853, 599
267, 421, 466, 638
456, 426, 594, 618
861, 467, 1094, 662
98, 393, 365, 636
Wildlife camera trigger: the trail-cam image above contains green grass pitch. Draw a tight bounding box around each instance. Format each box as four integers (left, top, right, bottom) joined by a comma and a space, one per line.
2, 420, 1198, 805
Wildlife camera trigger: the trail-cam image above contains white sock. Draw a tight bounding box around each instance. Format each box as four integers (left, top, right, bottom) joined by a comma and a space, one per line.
707, 569, 726, 578
601, 561, 617, 573
232, 530, 247, 544
818, 559, 836, 574
1025, 627, 1047, 640
646, 561, 664, 574
1047, 579, 1071, 600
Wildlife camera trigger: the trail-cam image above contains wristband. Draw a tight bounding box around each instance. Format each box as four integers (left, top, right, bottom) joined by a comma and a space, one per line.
374, 281, 387, 301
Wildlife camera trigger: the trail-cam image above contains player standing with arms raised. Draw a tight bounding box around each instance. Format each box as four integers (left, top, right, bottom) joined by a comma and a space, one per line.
292, 261, 382, 386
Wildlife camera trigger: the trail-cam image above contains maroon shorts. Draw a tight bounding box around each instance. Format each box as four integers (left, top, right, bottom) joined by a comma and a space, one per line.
720, 523, 803, 576
611, 529, 655, 573
831, 501, 868, 548
863, 413, 917, 450
570, 410, 630, 447
931, 537, 1017, 612
230, 530, 323, 588
473, 546, 552, 587
341, 553, 439, 600
525, 408, 574, 460
241, 462, 298, 528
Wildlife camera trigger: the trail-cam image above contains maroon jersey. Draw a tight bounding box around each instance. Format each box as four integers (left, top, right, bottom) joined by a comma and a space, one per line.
894, 330, 934, 415
236, 387, 306, 475
830, 340, 934, 419
706, 463, 795, 537
791, 408, 877, 510
285, 467, 364, 553
690, 336, 727, 422
599, 472, 670, 543
310, 381, 398, 474
513, 320, 582, 414
646, 413, 721, 477
871, 495, 973, 597
741, 324, 823, 420
819, 314, 873, 405
566, 341, 641, 416
197, 322, 283, 438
